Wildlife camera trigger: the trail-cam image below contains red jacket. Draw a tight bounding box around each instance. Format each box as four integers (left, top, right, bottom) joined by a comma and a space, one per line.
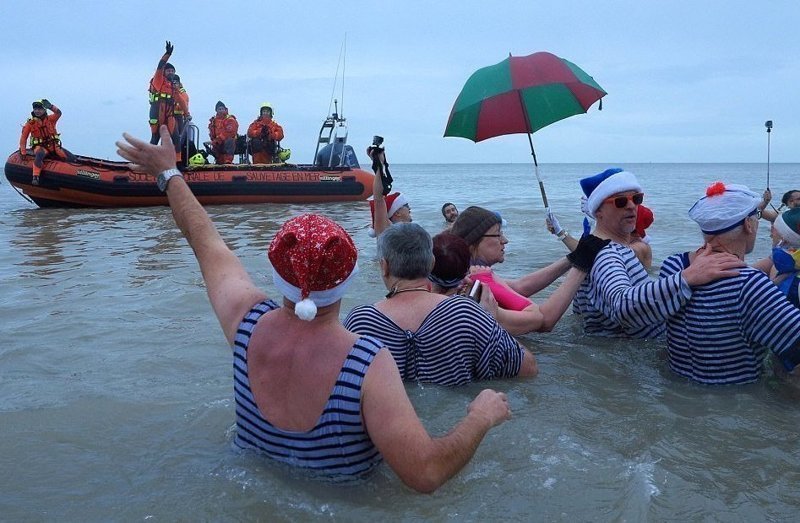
208, 113, 238, 143
20, 107, 62, 150
148, 51, 176, 102
247, 117, 284, 142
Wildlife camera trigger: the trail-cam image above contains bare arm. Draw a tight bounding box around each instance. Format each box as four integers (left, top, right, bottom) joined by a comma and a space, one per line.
116, 126, 266, 345
370, 150, 392, 237
506, 257, 571, 297
362, 350, 510, 493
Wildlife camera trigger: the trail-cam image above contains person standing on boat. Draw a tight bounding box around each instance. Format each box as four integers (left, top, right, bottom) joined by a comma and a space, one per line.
571, 168, 744, 339
659, 182, 800, 384
115, 125, 514, 492
207, 101, 238, 164
171, 74, 191, 154
247, 103, 284, 164
19, 99, 74, 186
148, 41, 181, 149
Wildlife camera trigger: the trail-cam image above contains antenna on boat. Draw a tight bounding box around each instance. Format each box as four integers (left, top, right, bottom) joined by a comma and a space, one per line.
314, 35, 350, 167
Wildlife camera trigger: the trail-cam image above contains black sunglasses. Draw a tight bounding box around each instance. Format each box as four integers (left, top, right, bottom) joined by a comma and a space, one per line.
604, 192, 644, 208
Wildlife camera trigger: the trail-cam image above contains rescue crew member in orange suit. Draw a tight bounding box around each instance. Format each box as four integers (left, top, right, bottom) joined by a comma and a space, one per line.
207, 101, 238, 164
171, 74, 191, 151
19, 99, 74, 185
148, 40, 183, 159
246, 103, 285, 164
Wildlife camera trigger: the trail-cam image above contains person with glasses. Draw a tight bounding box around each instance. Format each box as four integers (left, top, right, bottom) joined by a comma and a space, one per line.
451, 206, 609, 335
659, 182, 800, 384
573, 168, 744, 339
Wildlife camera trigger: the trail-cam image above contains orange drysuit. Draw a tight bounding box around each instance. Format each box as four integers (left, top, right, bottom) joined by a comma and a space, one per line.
208, 112, 239, 164
19, 105, 70, 179
148, 51, 178, 146
247, 118, 284, 163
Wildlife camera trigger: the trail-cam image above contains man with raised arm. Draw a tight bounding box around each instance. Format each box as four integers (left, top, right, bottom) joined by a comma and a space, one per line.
115, 125, 512, 493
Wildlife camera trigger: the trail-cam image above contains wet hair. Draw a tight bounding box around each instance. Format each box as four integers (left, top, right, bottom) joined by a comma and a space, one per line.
431, 233, 470, 284
782, 190, 800, 207
441, 202, 456, 217
377, 223, 434, 279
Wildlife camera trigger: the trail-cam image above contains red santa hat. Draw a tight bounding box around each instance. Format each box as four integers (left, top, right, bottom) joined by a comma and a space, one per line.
634, 204, 654, 243
268, 214, 359, 320
367, 192, 408, 237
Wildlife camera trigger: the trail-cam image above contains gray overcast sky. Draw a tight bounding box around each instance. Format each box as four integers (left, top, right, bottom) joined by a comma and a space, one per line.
2, 1, 798, 164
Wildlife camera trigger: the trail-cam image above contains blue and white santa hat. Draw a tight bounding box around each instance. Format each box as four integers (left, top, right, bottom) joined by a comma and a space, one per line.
579, 168, 642, 218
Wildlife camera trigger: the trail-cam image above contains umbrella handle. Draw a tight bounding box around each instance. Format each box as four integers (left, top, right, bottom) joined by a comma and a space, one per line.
534, 163, 549, 208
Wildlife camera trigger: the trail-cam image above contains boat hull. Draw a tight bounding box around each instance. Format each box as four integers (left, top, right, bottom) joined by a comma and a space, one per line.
4, 152, 374, 208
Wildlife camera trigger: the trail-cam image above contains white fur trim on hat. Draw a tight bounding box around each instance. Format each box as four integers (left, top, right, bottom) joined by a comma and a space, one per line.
387, 193, 408, 219
271, 263, 359, 319
774, 214, 800, 246
585, 171, 642, 218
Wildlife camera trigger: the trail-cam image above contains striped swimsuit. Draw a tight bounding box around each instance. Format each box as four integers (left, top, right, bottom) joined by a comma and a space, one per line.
661, 254, 800, 384
343, 296, 523, 386
233, 300, 383, 480
572, 242, 691, 339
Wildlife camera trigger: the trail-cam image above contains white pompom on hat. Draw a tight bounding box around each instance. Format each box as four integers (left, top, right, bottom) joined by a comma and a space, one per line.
268, 214, 359, 320
367, 192, 408, 237
688, 182, 761, 235
579, 168, 643, 218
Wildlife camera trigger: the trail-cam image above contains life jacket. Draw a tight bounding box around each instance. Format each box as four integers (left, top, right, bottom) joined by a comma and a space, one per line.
173, 86, 189, 116
25, 114, 61, 148
208, 114, 238, 141
148, 52, 176, 104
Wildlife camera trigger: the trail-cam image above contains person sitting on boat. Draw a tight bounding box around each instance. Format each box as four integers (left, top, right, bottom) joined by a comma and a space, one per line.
246, 103, 284, 164
115, 125, 513, 492
206, 101, 238, 165
451, 206, 608, 335
19, 99, 75, 186
344, 222, 538, 386
441, 202, 459, 230
148, 40, 182, 149
659, 182, 800, 384
571, 168, 743, 339
368, 145, 410, 237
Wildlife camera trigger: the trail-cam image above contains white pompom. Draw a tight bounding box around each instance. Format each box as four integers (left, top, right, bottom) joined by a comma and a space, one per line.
294, 298, 318, 321
367, 227, 376, 238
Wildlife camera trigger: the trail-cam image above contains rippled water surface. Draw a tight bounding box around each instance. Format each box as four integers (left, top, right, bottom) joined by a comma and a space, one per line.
2, 163, 800, 521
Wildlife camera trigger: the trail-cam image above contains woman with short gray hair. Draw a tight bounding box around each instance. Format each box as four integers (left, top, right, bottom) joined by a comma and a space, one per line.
345, 222, 537, 386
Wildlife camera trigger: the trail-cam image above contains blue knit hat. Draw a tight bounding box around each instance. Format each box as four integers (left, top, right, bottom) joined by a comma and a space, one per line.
579, 168, 642, 218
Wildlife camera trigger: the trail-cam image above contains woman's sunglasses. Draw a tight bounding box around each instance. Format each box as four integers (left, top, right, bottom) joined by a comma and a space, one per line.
604, 192, 644, 208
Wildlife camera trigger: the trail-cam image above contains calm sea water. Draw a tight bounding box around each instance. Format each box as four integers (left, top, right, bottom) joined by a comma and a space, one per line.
2, 162, 800, 521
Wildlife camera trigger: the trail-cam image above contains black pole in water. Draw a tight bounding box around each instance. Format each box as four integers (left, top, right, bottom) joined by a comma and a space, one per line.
765, 120, 773, 189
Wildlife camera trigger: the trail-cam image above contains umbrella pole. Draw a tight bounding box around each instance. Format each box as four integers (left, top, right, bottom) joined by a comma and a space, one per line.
527, 132, 549, 208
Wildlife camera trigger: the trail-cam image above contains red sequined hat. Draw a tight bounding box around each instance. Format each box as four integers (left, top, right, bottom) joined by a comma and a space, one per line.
268, 214, 358, 320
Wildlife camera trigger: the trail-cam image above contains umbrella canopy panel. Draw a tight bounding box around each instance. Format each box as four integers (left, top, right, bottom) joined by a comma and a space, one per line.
445, 52, 606, 142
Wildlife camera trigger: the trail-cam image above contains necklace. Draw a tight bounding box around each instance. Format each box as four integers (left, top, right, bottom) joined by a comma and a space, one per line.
385, 285, 430, 299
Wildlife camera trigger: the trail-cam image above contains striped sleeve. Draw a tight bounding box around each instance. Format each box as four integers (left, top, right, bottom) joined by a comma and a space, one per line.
740, 270, 800, 369
593, 245, 690, 335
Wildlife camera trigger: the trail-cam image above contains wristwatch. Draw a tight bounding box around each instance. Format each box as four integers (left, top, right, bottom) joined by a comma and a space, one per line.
157, 168, 183, 192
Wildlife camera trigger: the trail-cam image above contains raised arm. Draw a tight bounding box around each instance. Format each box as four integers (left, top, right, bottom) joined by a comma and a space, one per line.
362, 350, 510, 493
370, 149, 392, 237
116, 126, 266, 345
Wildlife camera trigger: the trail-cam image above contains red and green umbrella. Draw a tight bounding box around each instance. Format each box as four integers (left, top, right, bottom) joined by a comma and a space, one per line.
444, 51, 606, 207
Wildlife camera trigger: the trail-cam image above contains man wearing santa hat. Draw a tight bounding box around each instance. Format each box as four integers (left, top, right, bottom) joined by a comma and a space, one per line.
573, 168, 744, 339
116, 125, 513, 493
659, 182, 800, 384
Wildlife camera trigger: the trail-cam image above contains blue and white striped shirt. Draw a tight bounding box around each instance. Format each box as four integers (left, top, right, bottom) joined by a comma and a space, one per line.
343, 296, 523, 386
661, 253, 800, 384
233, 300, 383, 480
573, 242, 691, 339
